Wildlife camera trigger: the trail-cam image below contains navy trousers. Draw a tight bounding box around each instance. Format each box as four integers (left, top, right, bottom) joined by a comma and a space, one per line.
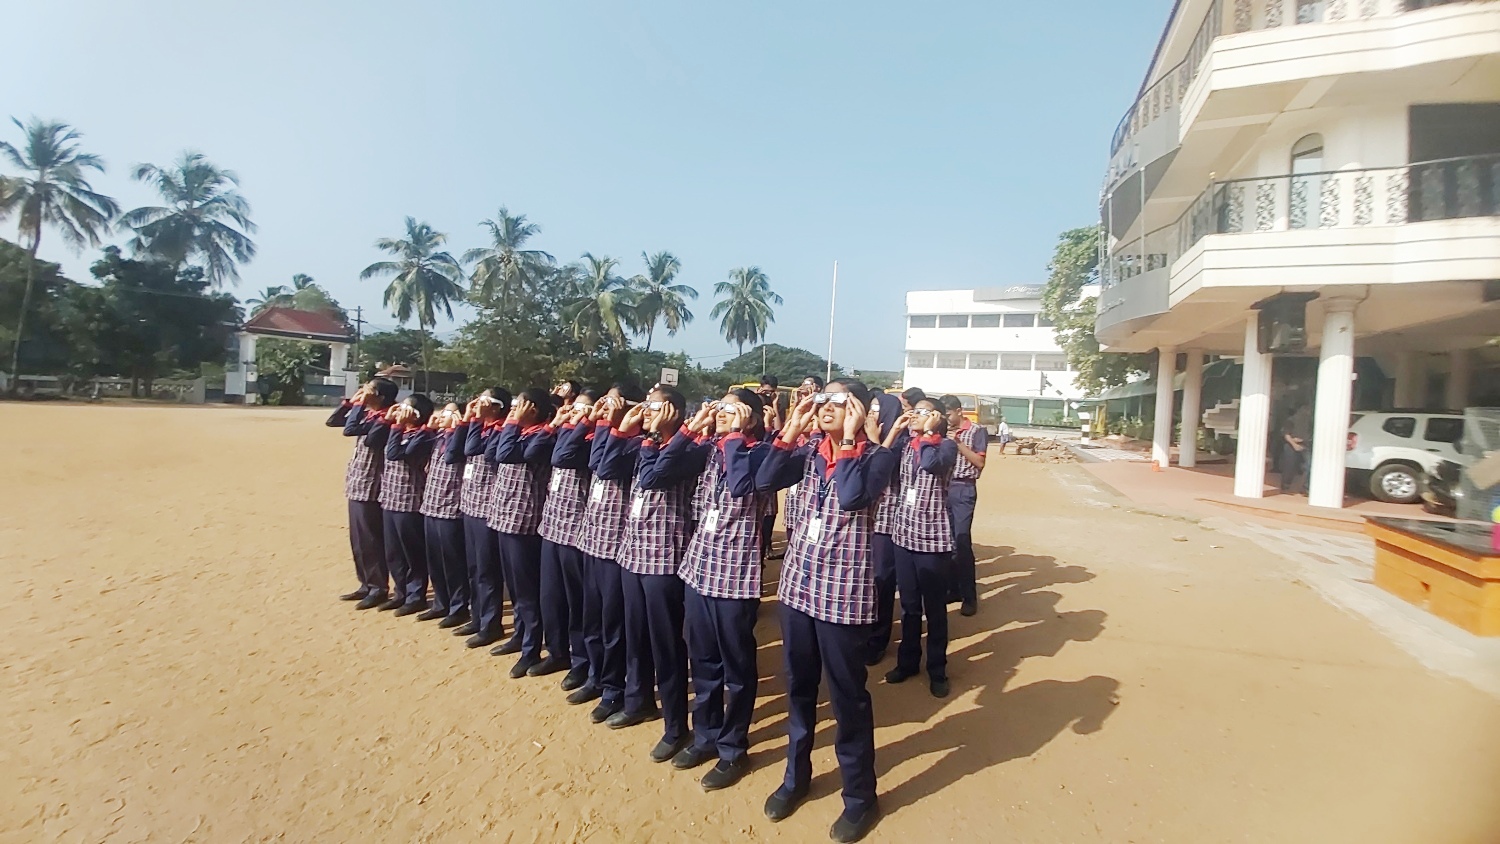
685, 586, 759, 763
466, 516, 506, 637
948, 481, 978, 605
499, 532, 544, 661
382, 510, 428, 606
895, 546, 950, 681
867, 533, 897, 660
589, 555, 630, 706
348, 499, 388, 595
621, 569, 684, 738
424, 516, 467, 616
541, 540, 588, 671
781, 606, 876, 816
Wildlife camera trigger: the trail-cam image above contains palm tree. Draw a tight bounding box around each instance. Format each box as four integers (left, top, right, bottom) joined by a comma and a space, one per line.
629, 251, 697, 352
0, 118, 119, 386
563, 253, 636, 355
359, 217, 464, 390
119, 151, 256, 287
245, 285, 291, 315
461, 207, 555, 382
710, 266, 783, 355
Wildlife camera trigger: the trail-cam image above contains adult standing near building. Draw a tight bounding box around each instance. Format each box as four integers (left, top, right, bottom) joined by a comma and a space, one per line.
941, 394, 987, 617
1280, 405, 1311, 496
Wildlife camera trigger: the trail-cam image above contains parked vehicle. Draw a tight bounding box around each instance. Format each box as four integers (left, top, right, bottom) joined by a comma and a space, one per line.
1346, 411, 1466, 504
1419, 458, 1466, 517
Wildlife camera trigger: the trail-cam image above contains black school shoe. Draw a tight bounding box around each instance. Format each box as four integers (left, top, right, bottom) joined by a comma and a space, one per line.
490, 637, 523, 656
830, 803, 880, 843
605, 707, 658, 729
526, 656, 570, 677
884, 667, 917, 685
339, 588, 368, 601
701, 757, 749, 792
355, 592, 388, 610
559, 666, 589, 692
671, 744, 715, 771
509, 655, 540, 679
377, 596, 404, 611
415, 606, 447, 622
589, 699, 622, 724
566, 682, 602, 706
960, 600, 978, 617
392, 600, 428, 618
649, 736, 690, 763
453, 621, 479, 636
465, 632, 501, 649
437, 611, 470, 629
763, 785, 808, 822
930, 677, 951, 699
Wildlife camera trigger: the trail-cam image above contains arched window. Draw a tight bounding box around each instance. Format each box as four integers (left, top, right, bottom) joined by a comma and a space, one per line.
1290, 134, 1325, 228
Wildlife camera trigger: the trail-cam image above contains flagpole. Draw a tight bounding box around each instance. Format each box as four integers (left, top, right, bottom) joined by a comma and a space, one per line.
826, 261, 838, 384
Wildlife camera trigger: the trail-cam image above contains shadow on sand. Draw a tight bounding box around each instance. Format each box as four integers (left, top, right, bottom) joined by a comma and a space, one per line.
740, 542, 1119, 814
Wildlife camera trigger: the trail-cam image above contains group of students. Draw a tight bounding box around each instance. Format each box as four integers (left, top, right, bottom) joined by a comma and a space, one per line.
326, 373, 988, 844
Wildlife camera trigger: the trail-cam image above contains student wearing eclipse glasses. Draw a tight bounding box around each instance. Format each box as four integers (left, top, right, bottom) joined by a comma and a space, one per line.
755, 379, 893, 844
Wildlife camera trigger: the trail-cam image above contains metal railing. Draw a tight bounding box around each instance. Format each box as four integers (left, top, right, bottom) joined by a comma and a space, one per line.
1104, 154, 1500, 285
1109, 0, 1464, 158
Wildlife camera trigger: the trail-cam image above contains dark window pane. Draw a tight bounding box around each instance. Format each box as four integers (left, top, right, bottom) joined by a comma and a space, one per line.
1381, 417, 1416, 438
1423, 417, 1464, 444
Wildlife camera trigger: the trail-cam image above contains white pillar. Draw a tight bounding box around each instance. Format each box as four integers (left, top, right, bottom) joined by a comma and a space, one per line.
1234, 314, 1273, 499
239, 333, 258, 405
1180, 350, 1205, 469
1152, 346, 1177, 468
1393, 352, 1421, 408
329, 342, 350, 376
1445, 348, 1471, 410
1309, 300, 1358, 509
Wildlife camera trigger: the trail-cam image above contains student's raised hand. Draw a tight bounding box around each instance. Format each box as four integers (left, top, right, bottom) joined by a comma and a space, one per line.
864, 404, 883, 442
654, 401, 680, 434
620, 402, 646, 436
688, 403, 715, 434
730, 402, 753, 432
841, 395, 867, 442
552, 402, 571, 426
922, 411, 942, 434
352, 385, 371, 406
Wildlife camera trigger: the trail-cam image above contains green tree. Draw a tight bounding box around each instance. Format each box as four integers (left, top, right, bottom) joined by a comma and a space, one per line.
359, 217, 464, 392
563, 254, 636, 358
245, 285, 290, 314
89, 246, 238, 396
0, 118, 119, 387
720, 343, 842, 387
1039, 225, 1149, 395
461, 207, 556, 383
710, 266, 782, 355
0, 238, 85, 374
120, 151, 256, 287
629, 250, 696, 352
256, 337, 324, 405
356, 327, 431, 380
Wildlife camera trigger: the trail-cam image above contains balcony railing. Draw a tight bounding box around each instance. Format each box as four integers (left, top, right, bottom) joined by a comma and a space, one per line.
1104, 154, 1500, 286
1110, 0, 1452, 158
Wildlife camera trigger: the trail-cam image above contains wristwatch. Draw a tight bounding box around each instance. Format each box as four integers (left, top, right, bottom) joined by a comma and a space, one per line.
840, 438, 856, 447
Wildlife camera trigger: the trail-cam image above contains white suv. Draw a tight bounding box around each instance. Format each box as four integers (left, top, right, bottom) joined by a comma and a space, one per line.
1345, 411, 1466, 504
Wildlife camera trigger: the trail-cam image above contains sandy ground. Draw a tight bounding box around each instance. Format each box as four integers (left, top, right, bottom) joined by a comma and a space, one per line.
3, 403, 1500, 843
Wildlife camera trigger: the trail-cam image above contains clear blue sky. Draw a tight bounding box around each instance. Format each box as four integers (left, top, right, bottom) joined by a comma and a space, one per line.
3, 0, 1171, 371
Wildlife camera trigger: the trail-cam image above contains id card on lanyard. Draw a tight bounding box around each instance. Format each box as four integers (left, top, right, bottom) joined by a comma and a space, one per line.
806, 460, 834, 542
464, 462, 476, 480
591, 479, 605, 502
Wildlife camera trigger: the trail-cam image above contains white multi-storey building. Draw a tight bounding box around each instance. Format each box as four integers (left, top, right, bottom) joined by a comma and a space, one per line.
902, 286, 1093, 424
1098, 0, 1500, 508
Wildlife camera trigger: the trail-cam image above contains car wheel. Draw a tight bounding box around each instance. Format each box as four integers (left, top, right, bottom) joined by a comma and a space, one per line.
1370, 464, 1420, 504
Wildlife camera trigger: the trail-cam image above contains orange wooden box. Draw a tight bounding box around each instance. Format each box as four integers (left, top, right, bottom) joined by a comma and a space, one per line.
1365, 521, 1500, 637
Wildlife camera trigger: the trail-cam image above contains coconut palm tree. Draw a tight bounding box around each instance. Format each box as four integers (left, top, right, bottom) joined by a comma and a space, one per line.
245, 285, 291, 315
629, 251, 696, 352
119, 151, 256, 287
359, 217, 464, 390
710, 266, 782, 356
563, 253, 636, 356
0, 118, 119, 387
461, 207, 555, 382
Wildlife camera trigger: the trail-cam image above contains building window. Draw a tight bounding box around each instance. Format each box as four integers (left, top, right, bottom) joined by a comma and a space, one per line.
970, 314, 1001, 328
1290, 134, 1325, 230
1000, 354, 1032, 370
969, 353, 998, 370
908, 315, 937, 328
938, 315, 969, 328
1036, 314, 1055, 327
1035, 354, 1069, 372
936, 353, 968, 369
1002, 313, 1036, 328
907, 352, 935, 368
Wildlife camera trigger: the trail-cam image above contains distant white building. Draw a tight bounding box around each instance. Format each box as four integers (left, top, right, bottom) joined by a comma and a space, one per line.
902, 286, 1095, 424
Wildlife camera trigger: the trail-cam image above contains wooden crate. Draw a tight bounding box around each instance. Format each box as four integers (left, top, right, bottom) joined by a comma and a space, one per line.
1365, 522, 1500, 636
